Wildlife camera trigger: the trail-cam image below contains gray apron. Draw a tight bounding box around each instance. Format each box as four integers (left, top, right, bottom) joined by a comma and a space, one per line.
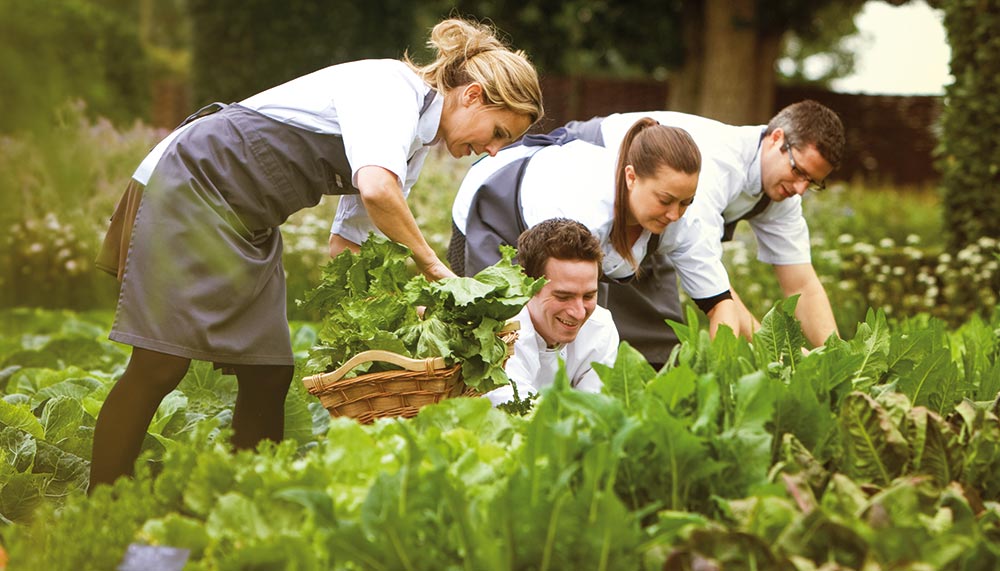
602, 185, 774, 367
448, 115, 606, 275
452, 117, 682, 366
111, 95, 433, 366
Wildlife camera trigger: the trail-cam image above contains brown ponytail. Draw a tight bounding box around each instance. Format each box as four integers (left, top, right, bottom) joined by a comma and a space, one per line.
610, 118, 701, 269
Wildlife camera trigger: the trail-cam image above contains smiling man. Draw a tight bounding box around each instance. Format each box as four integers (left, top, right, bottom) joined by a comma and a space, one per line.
485, 218, 619, 406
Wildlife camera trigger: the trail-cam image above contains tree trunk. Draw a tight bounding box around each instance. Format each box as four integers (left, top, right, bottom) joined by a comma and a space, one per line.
698, 0, 758, 124
753, 31, 783, 123
666, 0, 705, 113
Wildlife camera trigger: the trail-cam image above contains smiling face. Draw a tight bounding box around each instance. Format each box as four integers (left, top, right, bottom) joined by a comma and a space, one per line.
760, 128, 834, 201
624, 164, 699, 234
526, 257, 600, 348
437, 83, 533, 158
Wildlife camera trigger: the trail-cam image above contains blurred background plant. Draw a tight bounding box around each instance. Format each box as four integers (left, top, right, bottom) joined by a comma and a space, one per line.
0, 102, 164, 309
1, 0, 996, 336
724, 181, 998, 335
3, 98, 992, 333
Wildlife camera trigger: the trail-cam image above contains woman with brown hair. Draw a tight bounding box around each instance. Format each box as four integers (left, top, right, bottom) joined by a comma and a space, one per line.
451, 117, 743, 360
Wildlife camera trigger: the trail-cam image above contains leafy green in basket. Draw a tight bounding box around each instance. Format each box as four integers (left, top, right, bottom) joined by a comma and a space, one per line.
298, 236, 543, 391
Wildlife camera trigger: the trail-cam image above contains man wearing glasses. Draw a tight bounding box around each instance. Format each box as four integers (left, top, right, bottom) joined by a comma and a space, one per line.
561, 100, 845, 365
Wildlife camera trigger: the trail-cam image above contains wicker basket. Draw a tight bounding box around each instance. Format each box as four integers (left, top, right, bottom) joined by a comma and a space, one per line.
302, 321, 519, 423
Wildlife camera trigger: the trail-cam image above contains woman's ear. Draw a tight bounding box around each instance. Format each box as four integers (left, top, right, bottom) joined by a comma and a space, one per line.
462, 83, 483, 106
624, 164, 636, 191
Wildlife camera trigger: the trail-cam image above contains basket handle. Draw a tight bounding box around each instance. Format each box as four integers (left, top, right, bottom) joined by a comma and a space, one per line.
302, 350, 447, 392
499, 320, 520, 334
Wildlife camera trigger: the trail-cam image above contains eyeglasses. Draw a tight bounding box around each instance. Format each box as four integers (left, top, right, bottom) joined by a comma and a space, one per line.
782, 141, 825, 192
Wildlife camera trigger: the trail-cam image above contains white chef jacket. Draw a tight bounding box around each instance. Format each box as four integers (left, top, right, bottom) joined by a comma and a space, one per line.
600, 112, 812, 265
454, 140, 731, 299
485, 304, 619, 405
132, 59, 443, 245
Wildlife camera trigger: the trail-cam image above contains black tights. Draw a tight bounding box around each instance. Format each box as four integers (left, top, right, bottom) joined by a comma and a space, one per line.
88, 347, 293, 492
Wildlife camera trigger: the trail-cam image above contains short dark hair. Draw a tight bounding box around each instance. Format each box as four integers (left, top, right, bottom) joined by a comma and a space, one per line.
765, 100, 845, 169
517, 218, 603, 279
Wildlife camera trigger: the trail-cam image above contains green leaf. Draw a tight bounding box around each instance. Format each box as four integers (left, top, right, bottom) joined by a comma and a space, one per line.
647, 365, 697, 413
773, 365, 836, 454
140, 514, 211, 559
838, 391, 909, 485
0, 426, 37, 473
282, 384, 316, 446
32, 439, 91, 495
752, 296, 806, 373
904, 406, 963, 487
205, 492, 269, 540
593, 342, 655, 412
846, 308, 891, 387
0, 399, 45, 439
273, 487, 336, 528
40, 396, 86, 444
896, 346, 961, 413
0, 472, 44, 523
175, 361, 237, 415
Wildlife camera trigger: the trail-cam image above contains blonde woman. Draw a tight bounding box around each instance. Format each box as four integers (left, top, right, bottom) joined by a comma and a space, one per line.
90, 18, 543, 491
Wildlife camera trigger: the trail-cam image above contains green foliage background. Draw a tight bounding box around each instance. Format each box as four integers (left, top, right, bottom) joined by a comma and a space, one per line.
187, 0, 419, 106
0, 0, 150, 133
934, 0, 1000, 249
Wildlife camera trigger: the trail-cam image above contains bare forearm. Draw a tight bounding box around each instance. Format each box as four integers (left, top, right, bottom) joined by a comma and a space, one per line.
328, 233, 360, 258
795, 286, 838, 346
774, 264, 838, 347
706, 298, 753, 340
730, 288, 762, 333
356, 166, 454, 280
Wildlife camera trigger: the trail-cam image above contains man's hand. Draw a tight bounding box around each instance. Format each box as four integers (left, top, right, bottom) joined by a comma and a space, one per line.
774, 263, 838, 347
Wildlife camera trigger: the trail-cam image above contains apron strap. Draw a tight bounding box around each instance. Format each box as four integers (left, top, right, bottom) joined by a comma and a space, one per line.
419, 89, 436, 117
177, 102, 228, 129
722, 193, 772, 242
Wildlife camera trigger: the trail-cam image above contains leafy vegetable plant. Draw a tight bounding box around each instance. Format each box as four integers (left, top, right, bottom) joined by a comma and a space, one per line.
299, 236, 543, 390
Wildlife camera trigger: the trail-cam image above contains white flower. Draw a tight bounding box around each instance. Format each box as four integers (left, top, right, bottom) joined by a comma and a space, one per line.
939, 253, 952, 264
838, 233, 854, 245
879, 238, 895, 249
906, 234, 921, 245
957, 247, 977, 262
28, 242, 43, 254
978, 236, 997, 249
892, 266, 906, 276
65, 260, 79, 273
852, 242, 876, 255
44, 213, 61, 231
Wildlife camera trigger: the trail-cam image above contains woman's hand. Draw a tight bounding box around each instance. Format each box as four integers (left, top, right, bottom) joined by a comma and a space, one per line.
328, 233, 360, 258
419, 258, 456, 281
